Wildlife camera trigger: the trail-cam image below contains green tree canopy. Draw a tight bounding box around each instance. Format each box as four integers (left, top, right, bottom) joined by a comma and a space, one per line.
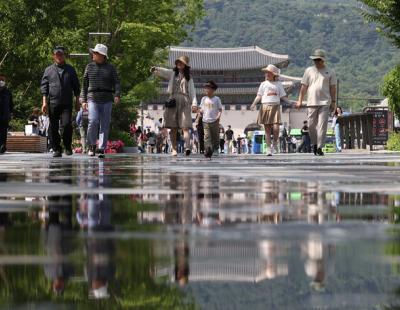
360, 0, 400, 48
0, 0, 204, 129
360, 0, 400, 118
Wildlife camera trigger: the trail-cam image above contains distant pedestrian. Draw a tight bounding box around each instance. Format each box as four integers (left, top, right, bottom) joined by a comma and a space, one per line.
151, 55, 197, 156
28, 107, 40, 135
332, 106, 343, 152
219, 127, 225, 154
251, 64, 290, 156
279, 125, 288, 153
296, 49, 337, 156
199, 81, 222, 158
225, 125, 234, 154
81, 44, 121, 158
41, 46, 80, 157
297, 120, 311, 153
0, 74, 13, 154
76, 106, 89, 153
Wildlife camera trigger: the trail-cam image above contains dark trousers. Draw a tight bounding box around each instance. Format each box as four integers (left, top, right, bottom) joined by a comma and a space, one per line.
298, 135, 311, 153
49, 104, 72, 152
197, 125, 204, 153
220, 139, 225, 153
0, 120, 9, 149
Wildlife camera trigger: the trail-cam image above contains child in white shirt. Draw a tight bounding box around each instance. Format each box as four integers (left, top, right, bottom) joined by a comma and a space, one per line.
199, 81, 222, 158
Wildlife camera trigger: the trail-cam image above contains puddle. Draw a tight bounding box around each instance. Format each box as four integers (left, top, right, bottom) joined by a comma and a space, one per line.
0, 154, 399, 309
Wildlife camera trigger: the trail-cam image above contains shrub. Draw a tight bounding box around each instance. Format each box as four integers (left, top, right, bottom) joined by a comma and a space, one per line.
387, 133, 400, 151
110, 130, 135, 147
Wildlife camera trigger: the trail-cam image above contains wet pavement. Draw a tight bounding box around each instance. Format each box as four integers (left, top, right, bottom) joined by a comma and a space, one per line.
0, 152, 400, 309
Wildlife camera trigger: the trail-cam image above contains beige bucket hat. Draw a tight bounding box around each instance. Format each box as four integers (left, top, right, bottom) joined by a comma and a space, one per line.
175, 55, 190, 67
262, 64, 280, 76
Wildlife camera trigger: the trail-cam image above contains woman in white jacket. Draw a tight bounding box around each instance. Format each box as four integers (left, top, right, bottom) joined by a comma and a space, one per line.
151, 56, 197, 156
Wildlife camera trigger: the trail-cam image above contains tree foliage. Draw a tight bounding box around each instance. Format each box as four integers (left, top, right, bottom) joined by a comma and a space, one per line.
360, 0, 400, 48
381, 64, 400, 119
360, 0, 400, 119
0, 0, 204, 132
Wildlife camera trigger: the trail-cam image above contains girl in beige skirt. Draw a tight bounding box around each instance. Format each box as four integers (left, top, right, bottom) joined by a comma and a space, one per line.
250, 64, 290, 156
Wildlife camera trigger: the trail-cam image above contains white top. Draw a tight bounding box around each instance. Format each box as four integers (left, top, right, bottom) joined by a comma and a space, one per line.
257, 80, 286, 105
200, 96, 223, 123
301, 66, 337, 106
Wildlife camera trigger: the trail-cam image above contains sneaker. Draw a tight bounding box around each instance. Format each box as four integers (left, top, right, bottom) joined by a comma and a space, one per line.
213, 150, 219, 157
185, 149, 191, 156
52, 150, 62, 158
272, 144, 279, 154
88, 146, 96, 157
316, 148, 324, 156
204, 147, 213, 159
171, 149, 178, 156
65, 148, 73, 156
313, 145, 318, 155
266, 146, 272, 157
97, 149, 105, 159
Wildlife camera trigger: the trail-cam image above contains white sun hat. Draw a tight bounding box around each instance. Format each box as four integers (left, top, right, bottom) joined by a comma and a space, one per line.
261, 64, 280, 76
90, 44, 108, 58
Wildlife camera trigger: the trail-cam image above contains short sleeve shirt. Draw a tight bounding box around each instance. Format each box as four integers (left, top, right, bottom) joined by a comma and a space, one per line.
200, 96, 223, 123
301, 66, 337, 106
257, 80, 286, 105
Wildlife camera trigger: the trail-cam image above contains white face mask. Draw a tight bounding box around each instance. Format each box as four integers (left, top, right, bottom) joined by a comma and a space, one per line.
0, 81, 5, 88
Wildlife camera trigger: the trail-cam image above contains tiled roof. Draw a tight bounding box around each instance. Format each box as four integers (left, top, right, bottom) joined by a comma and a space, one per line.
168, 46, 289, 71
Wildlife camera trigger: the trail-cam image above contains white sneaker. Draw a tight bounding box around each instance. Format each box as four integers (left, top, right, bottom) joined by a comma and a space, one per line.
266, 147, 272, 156
88, 147, 95, 156
273, 144, 279, 154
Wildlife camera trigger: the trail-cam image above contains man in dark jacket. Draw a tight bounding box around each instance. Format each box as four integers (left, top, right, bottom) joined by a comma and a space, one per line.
80, 44, 120, 158
41, 46, 80, 157
0, 74, 13, 154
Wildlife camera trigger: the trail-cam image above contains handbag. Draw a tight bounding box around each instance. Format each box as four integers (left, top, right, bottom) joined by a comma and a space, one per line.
165, 98, 176, 108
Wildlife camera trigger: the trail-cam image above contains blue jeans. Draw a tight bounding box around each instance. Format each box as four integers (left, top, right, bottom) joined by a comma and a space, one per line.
334, 124, 341, 151
87, 101, 112, 150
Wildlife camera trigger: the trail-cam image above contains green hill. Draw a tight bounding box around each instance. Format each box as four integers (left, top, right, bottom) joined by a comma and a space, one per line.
184, 0, 400, 110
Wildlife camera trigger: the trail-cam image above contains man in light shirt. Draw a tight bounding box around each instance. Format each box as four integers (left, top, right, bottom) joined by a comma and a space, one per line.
296, 49, 337, 156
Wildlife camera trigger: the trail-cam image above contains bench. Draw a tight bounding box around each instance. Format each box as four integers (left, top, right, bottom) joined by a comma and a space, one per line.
7, 133, 47, 153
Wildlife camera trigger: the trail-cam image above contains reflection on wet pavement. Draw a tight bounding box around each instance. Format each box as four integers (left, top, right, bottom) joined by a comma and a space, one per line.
0, 153, 400, 309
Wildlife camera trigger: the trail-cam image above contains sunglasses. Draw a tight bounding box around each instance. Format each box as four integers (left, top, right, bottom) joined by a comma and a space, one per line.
313, 58, 323, 62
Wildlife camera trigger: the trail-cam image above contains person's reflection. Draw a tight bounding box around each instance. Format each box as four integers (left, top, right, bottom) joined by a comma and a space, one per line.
194, 175, 221, 226
174, 238, 189, 286
80, 160, 115, 299
86, 197, 115, 299
164, 173, 193, 224
302, 233, 335, 292
43, 195, 73, 296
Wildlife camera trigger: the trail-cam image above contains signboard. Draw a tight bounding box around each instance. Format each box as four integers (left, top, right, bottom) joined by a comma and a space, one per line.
371, 109, 388, 145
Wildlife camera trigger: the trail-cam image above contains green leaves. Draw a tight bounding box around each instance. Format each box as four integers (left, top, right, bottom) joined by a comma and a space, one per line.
0, 0, 204, 123
381, 64, 400, 119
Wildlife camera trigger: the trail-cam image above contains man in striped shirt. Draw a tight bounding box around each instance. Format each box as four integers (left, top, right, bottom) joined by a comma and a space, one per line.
80, 44, 121, 158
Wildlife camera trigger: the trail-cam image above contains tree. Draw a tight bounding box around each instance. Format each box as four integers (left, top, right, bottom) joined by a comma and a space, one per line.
381, 65, 400, 119
0, 0, 204, 130
360, 0, 400, 48
360, 0, 400, 119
